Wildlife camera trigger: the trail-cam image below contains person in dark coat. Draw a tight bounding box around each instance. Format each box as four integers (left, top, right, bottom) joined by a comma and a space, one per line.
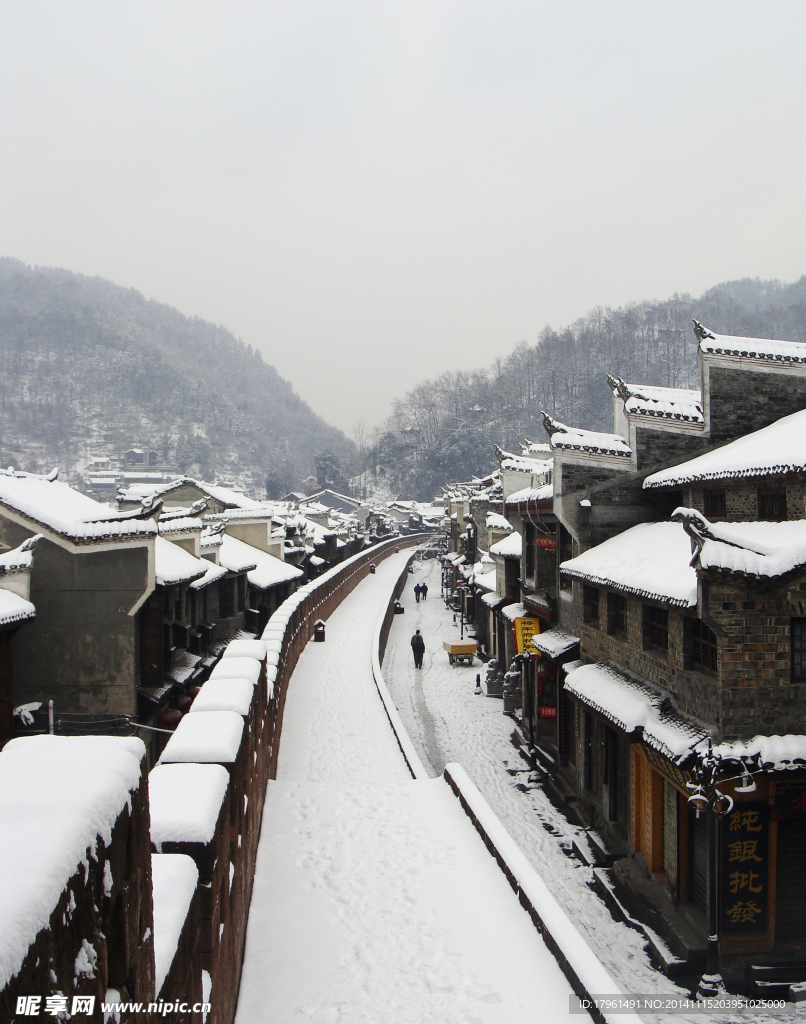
414, 583, 422, 603
421, 583, 428, 601
411, 629, 425, 668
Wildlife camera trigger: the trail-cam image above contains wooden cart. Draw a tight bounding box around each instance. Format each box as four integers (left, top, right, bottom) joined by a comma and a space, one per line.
443, 639, 477, 666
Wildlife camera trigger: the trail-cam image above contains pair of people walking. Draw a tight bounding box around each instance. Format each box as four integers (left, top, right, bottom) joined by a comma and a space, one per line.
413, 582, 428, 602
410, 629, 425, 668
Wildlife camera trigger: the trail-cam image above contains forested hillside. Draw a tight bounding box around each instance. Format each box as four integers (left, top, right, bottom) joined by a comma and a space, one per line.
0, 259, 353, 494
371, 277, 806, 499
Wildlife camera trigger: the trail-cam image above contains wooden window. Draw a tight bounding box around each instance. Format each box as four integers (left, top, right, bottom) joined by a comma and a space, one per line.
237, 575, 246, 613
607, 592, 628, 636
583, 585, 599, 626
758, 490, 787, 522
685, 617, 717, 673
643, 604, 668, 652
792, 618, 806, 681
703, 489, 726, 519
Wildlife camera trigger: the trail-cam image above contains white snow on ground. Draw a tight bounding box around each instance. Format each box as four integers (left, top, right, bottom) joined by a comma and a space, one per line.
236, 551, 580, 1024
384, 559, 739, 1024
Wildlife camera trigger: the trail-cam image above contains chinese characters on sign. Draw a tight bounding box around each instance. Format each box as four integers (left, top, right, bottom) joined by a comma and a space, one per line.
513, 616, 541, 655
720, 802, 768, 934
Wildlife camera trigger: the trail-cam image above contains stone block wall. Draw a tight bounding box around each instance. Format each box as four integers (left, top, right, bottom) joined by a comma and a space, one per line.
633, 425, 707, 472
708, 366, 806, 443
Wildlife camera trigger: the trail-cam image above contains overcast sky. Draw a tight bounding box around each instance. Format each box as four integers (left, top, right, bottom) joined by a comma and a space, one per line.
1, 2, 804, 433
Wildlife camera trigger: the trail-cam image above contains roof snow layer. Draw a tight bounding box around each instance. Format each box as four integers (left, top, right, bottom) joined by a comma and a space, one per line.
699, 327, 806, 365
645, 408, 806, 489
560, 521, 697, 607
0, 735, 145, 989
490, 532, 522, 558
155, 537, 207, 587
0, 589, 36, 626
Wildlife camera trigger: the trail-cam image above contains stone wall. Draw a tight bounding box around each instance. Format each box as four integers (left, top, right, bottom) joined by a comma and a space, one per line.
709, 366, 806, 443
633, 425, 707, 473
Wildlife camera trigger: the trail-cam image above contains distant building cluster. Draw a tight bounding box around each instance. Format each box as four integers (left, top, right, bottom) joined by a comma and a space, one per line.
440, 320, 806, 991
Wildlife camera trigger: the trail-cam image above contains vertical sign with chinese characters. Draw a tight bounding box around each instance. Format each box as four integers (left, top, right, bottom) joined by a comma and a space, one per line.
721, 802, 769, 934
513, 617, 541, 655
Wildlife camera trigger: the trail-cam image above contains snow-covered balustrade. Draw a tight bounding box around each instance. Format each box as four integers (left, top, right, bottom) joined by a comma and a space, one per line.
151, 853, 203, 1014
0, 736, 156, 1016
149, 764, 231, 1022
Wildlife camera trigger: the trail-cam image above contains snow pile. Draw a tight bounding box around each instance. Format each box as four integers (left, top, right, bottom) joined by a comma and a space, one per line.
490, 532, 522, 558
149, 763, 230, 850
188, 559, 228, 590
481, 591, 505, 608
0, 736, 145, 989
530, 627, 580, 659
564, 663, 708, 761
646, 407, 806, 488
501, 602, 526, 622
155, 537, 207, 587
223, 638, 268, 661
561, 520, 697, 607
159, 711, 244, 764
473, 569, 497, 593
0, 589, 35, 626
210, 656, 261, 685
151, 853, 199, 996
190, 678, 254, 716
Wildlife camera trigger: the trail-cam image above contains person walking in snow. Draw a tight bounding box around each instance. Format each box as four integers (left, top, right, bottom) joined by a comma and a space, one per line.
414, 582, 422, 603
421, 583, 428, 601
411, 629, 425, 668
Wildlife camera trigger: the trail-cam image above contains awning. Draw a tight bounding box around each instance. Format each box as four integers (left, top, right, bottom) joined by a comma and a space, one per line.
564, 662, 709, 764
481, 592, 506, 609
531, 627, 579, 660
502, 602, 526, 622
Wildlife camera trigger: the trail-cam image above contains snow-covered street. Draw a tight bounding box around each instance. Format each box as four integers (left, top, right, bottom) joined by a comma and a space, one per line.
236, 551, 580, 1024
383, 559, 700, 1022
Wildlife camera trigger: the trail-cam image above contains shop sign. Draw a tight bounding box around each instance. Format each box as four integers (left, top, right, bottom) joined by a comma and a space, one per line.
720, 802, 769, 934
538, 669, 556, 718
772, 780, 806, 820
514, 616, 541, 655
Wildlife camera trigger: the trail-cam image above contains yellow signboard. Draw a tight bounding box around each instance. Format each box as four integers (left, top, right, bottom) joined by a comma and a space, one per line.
514, 616, 541, 655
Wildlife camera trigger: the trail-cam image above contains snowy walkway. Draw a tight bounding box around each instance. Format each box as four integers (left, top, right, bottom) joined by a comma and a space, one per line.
236, 551, 580, 1024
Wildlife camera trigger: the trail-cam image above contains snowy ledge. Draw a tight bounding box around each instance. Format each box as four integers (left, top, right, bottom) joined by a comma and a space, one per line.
443, 764, 642, 1024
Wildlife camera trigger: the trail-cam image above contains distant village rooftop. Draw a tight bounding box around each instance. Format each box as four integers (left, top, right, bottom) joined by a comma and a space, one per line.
644, 407, 806, 488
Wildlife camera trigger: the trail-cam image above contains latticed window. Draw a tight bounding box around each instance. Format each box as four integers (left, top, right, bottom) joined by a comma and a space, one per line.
686, 618, 718, 673
583, 585, 599, 625
608, 592, 627, 636
643, 604, 668, 652
758, 491, 787, 522
793, 619, 806, 681
703, 489, 726, 519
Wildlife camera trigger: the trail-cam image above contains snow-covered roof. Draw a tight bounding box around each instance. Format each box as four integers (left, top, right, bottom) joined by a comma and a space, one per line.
217, 535, 259, 574
151, 853, 198, 996
695, 320, 806, 365
713, 734, 806, 771
0, 469, 156, 543
148, 763, 230, 850
531, 627, 580, 659
486, 512, 513, 532
157, 517, 202, 535
645, 407, 806, 489
504, 484, 554, 507
223, 638, 268, 661
309, 554, 326, 567
502, 602, 526, 622
187, 558, 228, 590
543, 414, 631, 459
0, 735, 145, 989
607, 376, 703, 424
490, 532, 522, 558
0, 589, 35, 627
481, 591, 506, 608
155, 537, 207, 587
495, 447, 553, 474
564, 663, 709, 763
0, 536, 40, 573
560, 521, 697, 607
190, 677, 254, 716
672, 509, 806, 580
474, 568, 497, 593
159, 710, 245, 764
